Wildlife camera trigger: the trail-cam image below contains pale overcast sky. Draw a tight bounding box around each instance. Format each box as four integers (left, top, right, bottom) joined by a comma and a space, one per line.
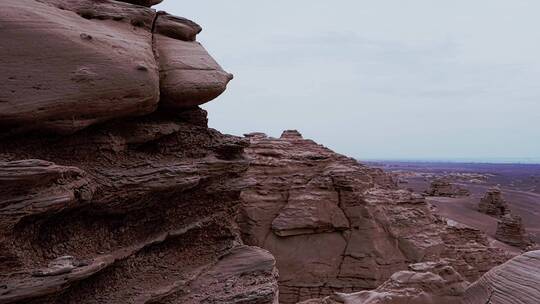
156, 1, 540, 162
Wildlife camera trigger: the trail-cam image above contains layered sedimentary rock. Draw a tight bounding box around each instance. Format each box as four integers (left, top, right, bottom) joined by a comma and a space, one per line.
238, 131, 508, 303
156, 15, 234, 110
301, 261, 468, 304
0, 0, 231, 136
424, 179, 470, 197
0, 107, 279, 304
495, 214, 531, 250
2, 1, 536, 303
478, 188, 509, 217
0, 1, 276, 303
462, 250, 540, 304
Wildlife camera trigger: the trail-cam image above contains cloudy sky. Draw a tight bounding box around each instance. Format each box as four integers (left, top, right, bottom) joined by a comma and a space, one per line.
156, 1, 540, 162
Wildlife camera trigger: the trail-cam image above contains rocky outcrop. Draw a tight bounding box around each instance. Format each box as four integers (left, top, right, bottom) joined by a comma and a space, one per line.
462, 250, 540, 304
1, 1, 532, 303
0, 1, 275, 303
495, 214, 531, 250
0, 106, 280, 304
302, 261, 468, 304
424, 179, 470, 197
238, 131, 508, 303
301, 251, 540, 304
0, 0, 231, 136
478, 188, 509, 217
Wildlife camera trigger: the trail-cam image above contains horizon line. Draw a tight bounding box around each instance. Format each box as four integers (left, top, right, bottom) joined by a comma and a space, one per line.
358, 157, 540, 165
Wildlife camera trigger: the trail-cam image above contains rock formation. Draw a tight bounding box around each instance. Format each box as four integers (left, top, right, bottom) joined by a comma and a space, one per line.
424, 179, 470, 197
0, 1, 276, 303
495, 214, 531, 250
478, 187, 509, 217
462, 250, 540, 304
300, 261, 468, 304
238, 131, 508, 303
301, 250, 540, 304
2, 1, 538, 304
0, 0, 231, 136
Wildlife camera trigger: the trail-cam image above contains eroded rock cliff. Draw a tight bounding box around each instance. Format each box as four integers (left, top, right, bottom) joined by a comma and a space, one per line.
1, 1, 537, 304
238, 131, 508, 303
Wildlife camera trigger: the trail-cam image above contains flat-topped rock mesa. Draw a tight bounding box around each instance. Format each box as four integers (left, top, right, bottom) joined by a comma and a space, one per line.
238, 130, 508, 303
0, 0, 232, 136
478, 187, 510, 217
424, 179, 470, 197
495, 214, 532, 250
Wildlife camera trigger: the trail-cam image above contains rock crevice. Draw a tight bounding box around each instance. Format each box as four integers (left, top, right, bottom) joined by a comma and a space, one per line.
237, 131, 508, 303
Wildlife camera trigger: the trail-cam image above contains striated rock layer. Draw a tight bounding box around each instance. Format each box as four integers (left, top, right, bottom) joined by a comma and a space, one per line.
0, 0, 231, 136
0, 107, 279, 304
478, 188, 509, 217
495, 214, 531, 250
462, 250, 540, 304
424, 179, 470, 197
0, 1, 276, 303
301, 261, 468, 304
1, 1, 535, 303
238, 131, 509, 304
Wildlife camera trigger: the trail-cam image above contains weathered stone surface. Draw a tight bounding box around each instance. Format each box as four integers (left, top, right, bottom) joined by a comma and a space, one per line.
0, 0, 159, 135
334, 261, 467, 304
0, 159, 93, 232
157, 36, 233, 109
424, 179, 470, 197
1, 1, 533, 302
271, 187, 350, 237
463, 250, 540, 304
478, 187, 509, 217
0, 2, 272, 301
144, 246, 279, 304
0, 108, 265, 304
0, 0, 231, 136
238, 130, 508, 303
155, 11, 202, 41
495, 214, 532, 249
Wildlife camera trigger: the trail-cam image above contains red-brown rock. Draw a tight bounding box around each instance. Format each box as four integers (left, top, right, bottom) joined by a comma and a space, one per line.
238, 130, 508, 303
495, 214, 532, 250
478, 187, 509, 217
463, 250, 540, 304
424, 179, 470, 197
0, 0, 231, 136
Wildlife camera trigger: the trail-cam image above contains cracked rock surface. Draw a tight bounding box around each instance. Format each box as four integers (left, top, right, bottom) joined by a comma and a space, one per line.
1, 1, 538, 304
238, 131, 509, 304
0, 1, 275, 303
